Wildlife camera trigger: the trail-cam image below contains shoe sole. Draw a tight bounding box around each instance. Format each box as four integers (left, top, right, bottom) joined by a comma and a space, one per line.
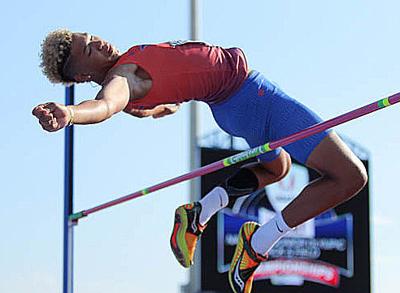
171, 206, 191, 268
229, 222, 260, 293
229, 224, 246, 293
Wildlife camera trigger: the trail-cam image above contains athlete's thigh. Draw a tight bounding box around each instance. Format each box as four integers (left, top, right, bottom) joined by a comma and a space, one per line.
305, 131, 364, 177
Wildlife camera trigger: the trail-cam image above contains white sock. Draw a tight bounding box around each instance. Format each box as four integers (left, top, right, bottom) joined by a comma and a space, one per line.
251, 211, 293, 256
198, 186, 229, 226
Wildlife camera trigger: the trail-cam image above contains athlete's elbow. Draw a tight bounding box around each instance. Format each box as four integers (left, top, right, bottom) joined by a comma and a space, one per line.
101, 99, 121, 120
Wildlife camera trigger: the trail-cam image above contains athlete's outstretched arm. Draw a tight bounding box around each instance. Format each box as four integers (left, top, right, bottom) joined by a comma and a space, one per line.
32, 74, 130, 132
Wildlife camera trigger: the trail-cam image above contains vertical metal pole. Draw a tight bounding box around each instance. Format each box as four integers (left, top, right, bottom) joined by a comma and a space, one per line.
63, 85, 75, 293
189, 2, 200, 199
189, 1, 201, 293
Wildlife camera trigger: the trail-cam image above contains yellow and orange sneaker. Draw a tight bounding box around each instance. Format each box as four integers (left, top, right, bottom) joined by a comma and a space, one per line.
229, 222, 267, 293
170, 202, 206, 268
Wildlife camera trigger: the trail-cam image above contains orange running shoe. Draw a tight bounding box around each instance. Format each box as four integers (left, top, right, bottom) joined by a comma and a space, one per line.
229, 222, 267, 293
170, 202, 206, 268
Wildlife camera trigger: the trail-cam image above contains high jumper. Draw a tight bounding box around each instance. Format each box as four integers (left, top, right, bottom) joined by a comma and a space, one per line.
33, 29, 371, 293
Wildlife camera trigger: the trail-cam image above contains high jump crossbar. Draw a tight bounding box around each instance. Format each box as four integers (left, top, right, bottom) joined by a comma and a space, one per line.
70, 92, 400, 222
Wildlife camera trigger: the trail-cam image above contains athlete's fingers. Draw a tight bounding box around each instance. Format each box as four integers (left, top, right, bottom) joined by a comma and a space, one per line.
152, 112, 164, 118
40, 109, 51, 120
44, 102, 58, 112
151, 105, 168, 118
32, 105, 50, 119
167, 104, 180, 112
39, 118, 52, 128
40, 113, 55, 124
51, 119, 59, 130
40, 120, 53, 132
152, 105, 177, 118
32, 105, 42, 116
152, 111, 167, 118
40, 112, 54, 124
40, 118, 59, 132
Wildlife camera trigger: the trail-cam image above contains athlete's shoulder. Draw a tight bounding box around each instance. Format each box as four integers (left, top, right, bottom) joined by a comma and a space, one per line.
116, 40, 245, 61
123, 40, 231, 52
167, 40, 217, 48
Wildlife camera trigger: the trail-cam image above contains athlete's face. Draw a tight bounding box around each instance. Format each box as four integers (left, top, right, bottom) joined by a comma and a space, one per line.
68, 32, 120, 82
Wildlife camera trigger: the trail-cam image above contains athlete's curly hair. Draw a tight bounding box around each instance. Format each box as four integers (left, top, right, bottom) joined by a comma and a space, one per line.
40, 29, 74, 84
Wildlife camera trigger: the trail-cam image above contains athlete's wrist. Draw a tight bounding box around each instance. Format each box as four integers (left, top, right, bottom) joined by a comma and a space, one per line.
66, 105, 75, 126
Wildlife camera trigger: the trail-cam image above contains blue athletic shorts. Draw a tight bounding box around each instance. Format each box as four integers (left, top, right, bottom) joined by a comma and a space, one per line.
209, 70, 330, 165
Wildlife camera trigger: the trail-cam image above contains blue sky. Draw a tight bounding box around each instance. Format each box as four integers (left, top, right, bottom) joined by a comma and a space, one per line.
1, 0, 399, 292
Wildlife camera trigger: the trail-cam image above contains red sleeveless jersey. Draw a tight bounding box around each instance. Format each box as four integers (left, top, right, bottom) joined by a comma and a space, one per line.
113, 41, 248, 109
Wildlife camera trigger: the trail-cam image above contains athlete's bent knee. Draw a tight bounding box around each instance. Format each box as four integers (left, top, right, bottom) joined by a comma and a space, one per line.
345, 160, 368, 195
333, 158, 368, 202
260, 150, 292, 182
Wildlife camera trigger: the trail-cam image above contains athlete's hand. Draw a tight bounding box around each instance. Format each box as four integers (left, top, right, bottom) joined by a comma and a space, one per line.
32, 102, 72, 132
152, 104, 180, 118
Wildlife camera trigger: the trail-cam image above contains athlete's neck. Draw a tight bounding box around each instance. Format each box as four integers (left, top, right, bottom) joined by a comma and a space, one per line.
95, 57, 121, 85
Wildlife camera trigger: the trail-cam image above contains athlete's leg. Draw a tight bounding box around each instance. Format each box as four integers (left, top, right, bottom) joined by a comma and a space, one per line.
229, 133, 368, 293
282, 131, 368, 226
250, 131, 368, 256
170, 152, 291, 268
